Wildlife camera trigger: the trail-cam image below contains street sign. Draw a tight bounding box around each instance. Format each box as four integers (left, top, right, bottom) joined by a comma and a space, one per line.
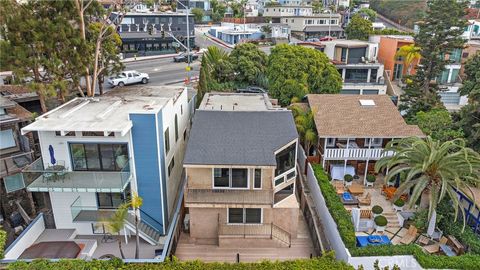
172, 42, 180, 48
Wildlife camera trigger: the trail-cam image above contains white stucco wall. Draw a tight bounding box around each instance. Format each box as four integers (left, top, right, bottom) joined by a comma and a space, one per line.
50, 192, 98, 235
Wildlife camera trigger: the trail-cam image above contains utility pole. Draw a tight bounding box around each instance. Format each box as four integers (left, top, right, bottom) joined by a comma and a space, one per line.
176, 0, 191, 85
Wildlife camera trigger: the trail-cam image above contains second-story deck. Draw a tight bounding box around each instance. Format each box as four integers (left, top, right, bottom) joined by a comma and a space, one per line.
184, 188, 273, 207
23, 158, 132, 193
323, 147, 394, 160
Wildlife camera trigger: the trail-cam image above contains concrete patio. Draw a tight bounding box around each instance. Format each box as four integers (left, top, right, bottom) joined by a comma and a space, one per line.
174, 211, 315, 262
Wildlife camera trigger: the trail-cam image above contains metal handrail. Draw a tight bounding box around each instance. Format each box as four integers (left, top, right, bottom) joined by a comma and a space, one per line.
272, 223, 292, 247
185, 188, 273, 205
137, 208, 163, 236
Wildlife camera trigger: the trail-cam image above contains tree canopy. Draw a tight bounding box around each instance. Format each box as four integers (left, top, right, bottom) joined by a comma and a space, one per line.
400, 0, 467, 121
267, 44, 342, 106
345, 14, 372, 41
414, 109, 464, 142
229, 43, 268, 86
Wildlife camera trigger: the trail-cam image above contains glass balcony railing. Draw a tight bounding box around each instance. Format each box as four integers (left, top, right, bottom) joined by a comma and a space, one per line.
23, 158, 132, 193
0, 151, 35, 178
70, 196, 117, 222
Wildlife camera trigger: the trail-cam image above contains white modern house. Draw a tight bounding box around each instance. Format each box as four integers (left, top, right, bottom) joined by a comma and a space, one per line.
5, 86, 195, 260
321, 40, 387, 95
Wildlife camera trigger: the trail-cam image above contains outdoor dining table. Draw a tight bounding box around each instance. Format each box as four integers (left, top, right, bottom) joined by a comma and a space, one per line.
43, 165, 66, 182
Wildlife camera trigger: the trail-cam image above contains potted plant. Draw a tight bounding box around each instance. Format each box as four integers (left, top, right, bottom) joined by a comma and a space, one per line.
372, 205, 383, 217
344, 174, 353, 186
374, 215, 388, 232
366, 174, 376, 187
393, 198, 405, 212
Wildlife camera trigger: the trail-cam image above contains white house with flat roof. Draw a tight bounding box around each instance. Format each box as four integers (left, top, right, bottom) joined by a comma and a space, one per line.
16, 86, 194, 258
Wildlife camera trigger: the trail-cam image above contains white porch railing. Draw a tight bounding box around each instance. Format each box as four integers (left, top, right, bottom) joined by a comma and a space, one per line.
324, 148, 394, 160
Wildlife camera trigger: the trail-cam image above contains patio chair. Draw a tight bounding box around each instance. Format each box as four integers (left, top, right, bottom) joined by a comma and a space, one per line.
358, 192, 371, 206
333, 181, 345, 195
400, 225, 418, 245
423, 236, 448, 254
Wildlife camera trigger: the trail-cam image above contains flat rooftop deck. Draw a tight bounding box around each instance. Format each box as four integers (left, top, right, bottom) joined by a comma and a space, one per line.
199, 93, 282, 111
22, 86, 185, 134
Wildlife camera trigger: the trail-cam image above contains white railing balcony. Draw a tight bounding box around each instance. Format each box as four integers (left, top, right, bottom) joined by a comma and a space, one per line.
324, 148, 394, 160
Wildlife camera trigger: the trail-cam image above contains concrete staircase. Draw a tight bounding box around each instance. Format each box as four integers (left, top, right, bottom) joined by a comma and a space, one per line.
125, 213, 163, 245
382, 211, 400, 229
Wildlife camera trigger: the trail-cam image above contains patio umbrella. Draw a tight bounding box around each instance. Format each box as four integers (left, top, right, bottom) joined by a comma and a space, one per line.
48, 145, 56, 165
427, 210, 437, 237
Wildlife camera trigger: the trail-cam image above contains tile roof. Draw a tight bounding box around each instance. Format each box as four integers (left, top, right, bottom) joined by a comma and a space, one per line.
183, 110, 298, 166
307, 94, 425, 138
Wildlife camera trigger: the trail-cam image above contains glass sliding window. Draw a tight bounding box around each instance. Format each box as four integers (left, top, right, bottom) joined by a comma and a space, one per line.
345, 69, 368, 83
71, 144, 87, 170
70, 143, 128, 171
213, 168, 230, 187
275, 143, 296, 176
100, 144, 116, 171
254, 169, 262, 189
231, 169, 248, 188
85, 144, 101, 170
245, 208, 262, 224
228, 208, 244, 223
369, 68, 378, 83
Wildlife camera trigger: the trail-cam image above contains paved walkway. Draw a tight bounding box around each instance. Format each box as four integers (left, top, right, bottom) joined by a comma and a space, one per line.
174, 211, 315, 262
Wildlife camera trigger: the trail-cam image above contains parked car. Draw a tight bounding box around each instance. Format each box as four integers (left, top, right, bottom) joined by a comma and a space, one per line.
107, 70, 149, 87
173, 52, 199, 63
306, 38, 320, 42
236, 86, 267, 93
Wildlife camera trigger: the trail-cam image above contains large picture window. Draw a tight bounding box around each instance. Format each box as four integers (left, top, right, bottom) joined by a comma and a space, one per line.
228, 208, 262, 224
213, 168, 248, 188
70, 143, 128, 171
275, 143, 296, 176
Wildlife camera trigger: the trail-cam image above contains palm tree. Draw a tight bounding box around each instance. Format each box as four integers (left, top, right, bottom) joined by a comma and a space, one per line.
395, 44, 421, 75
103, 203, 128, 259
129, 192, 143, 259
290, 104, 318, 155
375, 137, 480, 231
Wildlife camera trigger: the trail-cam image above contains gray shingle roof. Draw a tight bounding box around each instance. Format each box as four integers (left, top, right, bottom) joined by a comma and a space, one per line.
184, 110, 298, 166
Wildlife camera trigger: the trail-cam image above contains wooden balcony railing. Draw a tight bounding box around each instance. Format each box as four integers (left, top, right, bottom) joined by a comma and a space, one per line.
185, 188, 273, 205
324, 148, 394, 160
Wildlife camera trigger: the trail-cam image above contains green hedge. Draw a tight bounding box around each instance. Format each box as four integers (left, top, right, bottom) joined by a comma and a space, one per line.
309, 165, 480, 269
441, 219, 480, 255
0, 229, 6, 259
8, 253, 354, 270
311, 164, 356, 248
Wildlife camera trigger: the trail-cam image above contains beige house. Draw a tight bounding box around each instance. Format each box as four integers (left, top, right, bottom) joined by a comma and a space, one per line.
306, 94, 425, 183
183, 93, 299, 248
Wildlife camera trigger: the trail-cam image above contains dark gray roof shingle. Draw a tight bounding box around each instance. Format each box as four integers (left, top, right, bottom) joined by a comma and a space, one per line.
184, 110, 298, 166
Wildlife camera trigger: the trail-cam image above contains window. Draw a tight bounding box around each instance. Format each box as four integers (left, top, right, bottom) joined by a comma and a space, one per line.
168, 156, 175, 176
326, 138, 336, 147
213, 168, 248, 188
254, 169, 262, 189
228, 208, 262, 224
0, 129, 16, 149
369, 69, 378, 83
231, 169, 248, 188
97, 193, 124, 209
345, 69, 369, 83
228, 208, 244, 223
393, 63, 403, 80
164, 128, 170, 154
82, 131, 112, 137
70, 143, 129, 171
365, 138, 383, 147
363, 90, 379, 95
275, 143, 296, 176
55, 131, 75, 136
174, 114, 179, 141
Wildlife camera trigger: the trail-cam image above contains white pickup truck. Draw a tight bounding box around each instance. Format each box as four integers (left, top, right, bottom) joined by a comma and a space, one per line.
107, 70, 149, 87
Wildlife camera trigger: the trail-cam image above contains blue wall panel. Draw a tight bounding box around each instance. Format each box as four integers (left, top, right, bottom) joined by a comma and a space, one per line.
130, 113, 164, 234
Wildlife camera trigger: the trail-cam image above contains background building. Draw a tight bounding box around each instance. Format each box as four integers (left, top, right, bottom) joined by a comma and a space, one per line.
114, 12, 195, 58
